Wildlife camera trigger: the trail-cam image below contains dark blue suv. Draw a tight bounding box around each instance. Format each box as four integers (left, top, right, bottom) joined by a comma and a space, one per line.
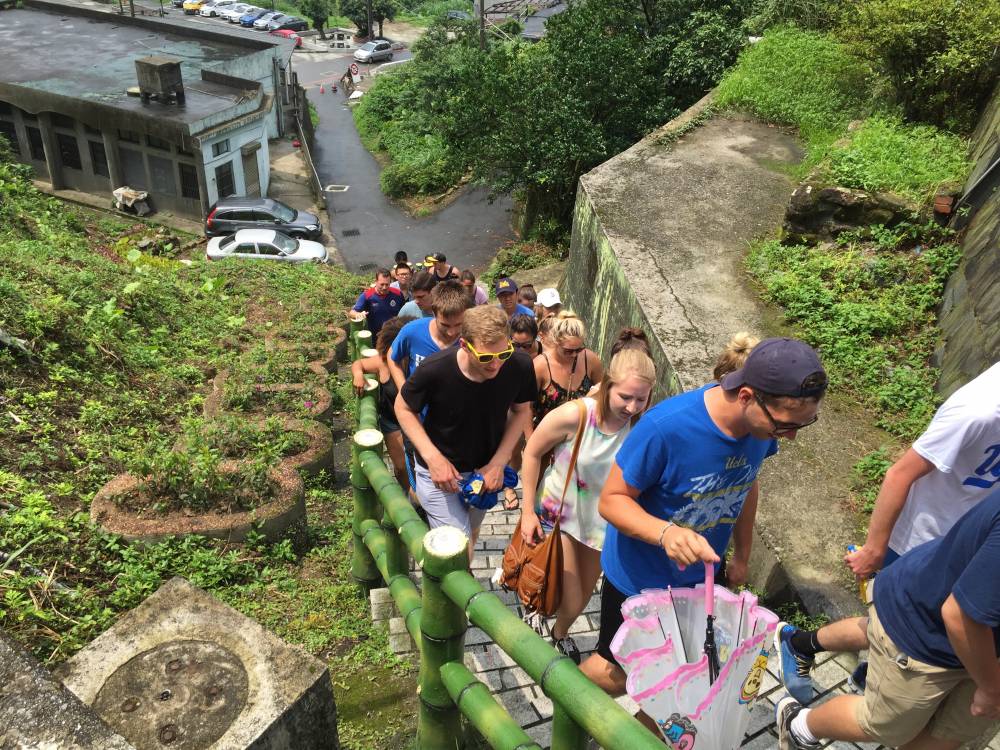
239, 8, 269, 25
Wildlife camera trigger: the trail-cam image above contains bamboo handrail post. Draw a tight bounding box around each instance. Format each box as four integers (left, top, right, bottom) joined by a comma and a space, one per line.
353, 329, 372, 362
440, 662, 544, 750
359, 519, 423, 647
358, 449, 427, 561
350, 429, 384, 596
417, 527, 469, 749
551, 701, 588, 750
358, 393, 379, 432
441, 570, 664, 750
348, 317, 365, 359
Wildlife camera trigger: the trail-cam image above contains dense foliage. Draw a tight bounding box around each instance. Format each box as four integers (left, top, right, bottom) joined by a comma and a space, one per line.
747, 222, 961, 438
355, 0, 753, 236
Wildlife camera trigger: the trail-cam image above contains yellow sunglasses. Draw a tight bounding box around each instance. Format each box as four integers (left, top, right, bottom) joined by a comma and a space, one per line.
463, 339, 515, 364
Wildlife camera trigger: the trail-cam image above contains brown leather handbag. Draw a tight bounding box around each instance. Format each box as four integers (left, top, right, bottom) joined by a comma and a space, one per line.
499, 399, 587, 618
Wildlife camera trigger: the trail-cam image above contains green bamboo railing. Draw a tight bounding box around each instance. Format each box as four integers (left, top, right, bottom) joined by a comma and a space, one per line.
349, 371, 664, 750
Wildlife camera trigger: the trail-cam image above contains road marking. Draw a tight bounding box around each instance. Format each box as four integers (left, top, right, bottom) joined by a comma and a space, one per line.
325, 185, 349, 192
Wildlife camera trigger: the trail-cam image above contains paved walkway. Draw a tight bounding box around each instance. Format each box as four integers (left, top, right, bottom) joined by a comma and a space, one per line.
370, 504, 893, 750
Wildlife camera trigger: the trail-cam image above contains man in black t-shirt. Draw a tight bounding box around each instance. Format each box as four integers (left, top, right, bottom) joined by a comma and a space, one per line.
395, 305, 535, 544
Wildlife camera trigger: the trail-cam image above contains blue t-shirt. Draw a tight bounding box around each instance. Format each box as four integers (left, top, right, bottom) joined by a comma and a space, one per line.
398, 300, 432, 319
390, 317, 454, 378
875, 488, 1000, 669
500, 303, 535, 320
353, 287, 403, 336
601, 384, 778, 596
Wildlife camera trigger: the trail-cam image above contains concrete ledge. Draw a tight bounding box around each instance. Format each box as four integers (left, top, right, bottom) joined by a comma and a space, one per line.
55, 577, 339, 749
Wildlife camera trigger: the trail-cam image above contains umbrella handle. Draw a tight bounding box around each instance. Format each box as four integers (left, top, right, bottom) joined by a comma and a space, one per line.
705, 563, 714, 617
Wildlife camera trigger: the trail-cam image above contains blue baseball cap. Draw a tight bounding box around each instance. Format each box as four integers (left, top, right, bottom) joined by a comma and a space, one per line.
720, 337, 827, 397
495, 277, 518, 296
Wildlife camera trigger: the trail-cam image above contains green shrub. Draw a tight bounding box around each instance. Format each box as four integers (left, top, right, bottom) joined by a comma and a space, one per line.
747, 227, 961, 437
827, 116, 971, 202
837, 0, 1000, 132
479, 240, 564, 294
715, 27, 869, 153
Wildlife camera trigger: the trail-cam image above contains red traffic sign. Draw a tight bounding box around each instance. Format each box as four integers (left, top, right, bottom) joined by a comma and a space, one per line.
349, 62, 360, 76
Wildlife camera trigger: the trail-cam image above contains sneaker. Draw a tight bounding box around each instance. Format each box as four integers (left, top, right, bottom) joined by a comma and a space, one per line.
847, 660, 868, 694
553, 634, 581, 664
774, 623, 816, 705
775, 695, 822, 750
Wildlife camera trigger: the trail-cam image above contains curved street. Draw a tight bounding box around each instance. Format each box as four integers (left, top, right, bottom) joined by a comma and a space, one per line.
293, 54, 514, 273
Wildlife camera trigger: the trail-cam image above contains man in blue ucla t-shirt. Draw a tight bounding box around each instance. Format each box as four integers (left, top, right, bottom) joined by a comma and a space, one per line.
580, 338, 827, 705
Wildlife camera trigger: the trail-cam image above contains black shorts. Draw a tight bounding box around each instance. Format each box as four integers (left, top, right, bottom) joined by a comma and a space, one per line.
595, 576, 630, 666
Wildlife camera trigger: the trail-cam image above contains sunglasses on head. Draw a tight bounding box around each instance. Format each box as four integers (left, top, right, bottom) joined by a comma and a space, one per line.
464, 339, 515, 364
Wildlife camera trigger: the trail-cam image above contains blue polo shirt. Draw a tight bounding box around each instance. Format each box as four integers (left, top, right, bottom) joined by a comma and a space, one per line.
602, 384, 778, 595
875, 488, 1000, 668
353, 287, 403, 336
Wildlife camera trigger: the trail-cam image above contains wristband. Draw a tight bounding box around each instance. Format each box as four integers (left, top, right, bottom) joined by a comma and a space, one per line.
657, 522, 674, 548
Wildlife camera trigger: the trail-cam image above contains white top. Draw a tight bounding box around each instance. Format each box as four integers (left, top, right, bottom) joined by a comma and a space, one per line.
536, 398, 631, 550
889, 361, 1000, 554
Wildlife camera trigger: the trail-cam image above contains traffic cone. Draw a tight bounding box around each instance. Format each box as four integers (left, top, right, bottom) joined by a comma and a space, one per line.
319, 83, 325, 94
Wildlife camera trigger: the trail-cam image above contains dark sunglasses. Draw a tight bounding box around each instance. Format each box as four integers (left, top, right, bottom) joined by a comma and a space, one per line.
512, 340, 537, 351
754, 392, 819, 435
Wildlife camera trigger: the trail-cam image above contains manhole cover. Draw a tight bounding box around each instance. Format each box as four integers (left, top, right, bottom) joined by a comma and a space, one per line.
342, 228, 361, 237
93, 640, 249, 750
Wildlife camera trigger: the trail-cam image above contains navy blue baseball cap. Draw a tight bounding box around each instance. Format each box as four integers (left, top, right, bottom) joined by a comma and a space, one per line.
720, 337, 827, 397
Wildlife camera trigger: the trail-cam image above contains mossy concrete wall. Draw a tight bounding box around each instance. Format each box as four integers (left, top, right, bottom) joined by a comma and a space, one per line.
936, 84, 1000, 396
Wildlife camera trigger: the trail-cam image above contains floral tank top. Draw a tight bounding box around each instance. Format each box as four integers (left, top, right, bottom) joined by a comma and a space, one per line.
536, 398, 631, 550
532, 352, 594, 427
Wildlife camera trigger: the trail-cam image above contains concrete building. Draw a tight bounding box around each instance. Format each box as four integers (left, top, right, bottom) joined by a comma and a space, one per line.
0, 0, 296, 218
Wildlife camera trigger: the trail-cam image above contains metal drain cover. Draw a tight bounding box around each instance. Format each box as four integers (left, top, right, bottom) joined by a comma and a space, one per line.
341, 228, 361, 237
93, 640, 249, 749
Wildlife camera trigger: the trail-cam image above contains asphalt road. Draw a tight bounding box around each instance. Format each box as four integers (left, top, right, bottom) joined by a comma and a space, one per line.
293, 54, 514, 273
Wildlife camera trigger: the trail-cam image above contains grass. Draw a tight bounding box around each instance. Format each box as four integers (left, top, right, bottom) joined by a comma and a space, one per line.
479, 240, 564, 295
747, 223, 961, 439
397, 0, 474, 26
715, 27, 972, 202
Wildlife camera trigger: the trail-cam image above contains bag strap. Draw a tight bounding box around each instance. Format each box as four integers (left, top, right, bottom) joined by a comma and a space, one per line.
552, 399, 588, 524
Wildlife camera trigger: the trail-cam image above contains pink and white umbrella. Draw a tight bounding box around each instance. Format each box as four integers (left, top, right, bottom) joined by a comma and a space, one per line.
610, 567, 779, 750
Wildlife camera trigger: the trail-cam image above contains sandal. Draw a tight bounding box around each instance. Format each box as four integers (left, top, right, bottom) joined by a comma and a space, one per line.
502, 487, 520, 511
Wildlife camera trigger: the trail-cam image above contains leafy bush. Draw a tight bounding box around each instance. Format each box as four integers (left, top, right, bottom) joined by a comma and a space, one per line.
836, 0, 1000, 132
397, 0, 473, 26
198, 415, 310, 459
747, 224, 961, 437
479, 240, 564, 293
827, 116, 970, 202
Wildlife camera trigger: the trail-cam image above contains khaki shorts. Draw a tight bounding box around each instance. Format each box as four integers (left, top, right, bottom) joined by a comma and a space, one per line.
856, 607, 994, 745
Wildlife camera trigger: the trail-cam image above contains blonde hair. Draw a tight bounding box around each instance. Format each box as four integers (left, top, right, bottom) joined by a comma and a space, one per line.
596, 348, 656, 426
712, 332, 759, 381
549, 310, 586, 346
462, 305, 509, 346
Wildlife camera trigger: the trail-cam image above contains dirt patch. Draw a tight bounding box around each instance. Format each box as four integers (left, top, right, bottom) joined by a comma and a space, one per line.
395, 179, 469, 218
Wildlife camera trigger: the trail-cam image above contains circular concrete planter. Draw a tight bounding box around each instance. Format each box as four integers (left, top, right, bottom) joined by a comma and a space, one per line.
204, 371, 336, 423
91, 462, 305, 544
265, 326, 348, 373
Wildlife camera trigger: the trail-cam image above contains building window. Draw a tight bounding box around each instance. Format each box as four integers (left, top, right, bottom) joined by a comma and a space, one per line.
147, 134, 171, 150
56, 132, 82, 170
89, 141, 110, 177
26, 127, 45, 161
0, 102, 12, 115
118, 129, 140, 143
148, 154, 176, 195
179, 162, 199, 200
0, 120, 18, 155
215, 160, 234, 199
211, 139, 230, 157
51, 113, 75, 129
83, 123, 101, 136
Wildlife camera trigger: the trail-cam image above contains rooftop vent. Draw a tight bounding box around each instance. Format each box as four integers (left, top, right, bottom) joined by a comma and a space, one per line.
134, 55, 185, 105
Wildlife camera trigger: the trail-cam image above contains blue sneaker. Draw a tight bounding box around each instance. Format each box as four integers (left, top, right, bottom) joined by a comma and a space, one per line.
774, 623, 815, 705
847, 660, 868, 694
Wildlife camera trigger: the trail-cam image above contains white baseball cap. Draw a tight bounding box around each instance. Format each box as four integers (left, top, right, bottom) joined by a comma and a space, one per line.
537, 288, 561, 308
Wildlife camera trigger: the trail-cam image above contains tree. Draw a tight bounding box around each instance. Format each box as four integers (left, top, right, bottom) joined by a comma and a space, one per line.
300, 0, 332, 38
341, 0, 399, 37
372, 0, 400, 38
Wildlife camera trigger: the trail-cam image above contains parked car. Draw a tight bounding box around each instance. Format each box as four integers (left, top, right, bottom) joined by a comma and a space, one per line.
269, 28, 303, 46
182, 0, 204, 14
221, 3, 255, 21
239, 7, 269, 24
171, 0, 184, 7
206, 229, 328, 263
205, 197, 322, 239
269, 15, 307, 30
253, 11, 283, 28
353, 40, 393, 63
445, 9, 470, 19
200, 0, 236, 17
